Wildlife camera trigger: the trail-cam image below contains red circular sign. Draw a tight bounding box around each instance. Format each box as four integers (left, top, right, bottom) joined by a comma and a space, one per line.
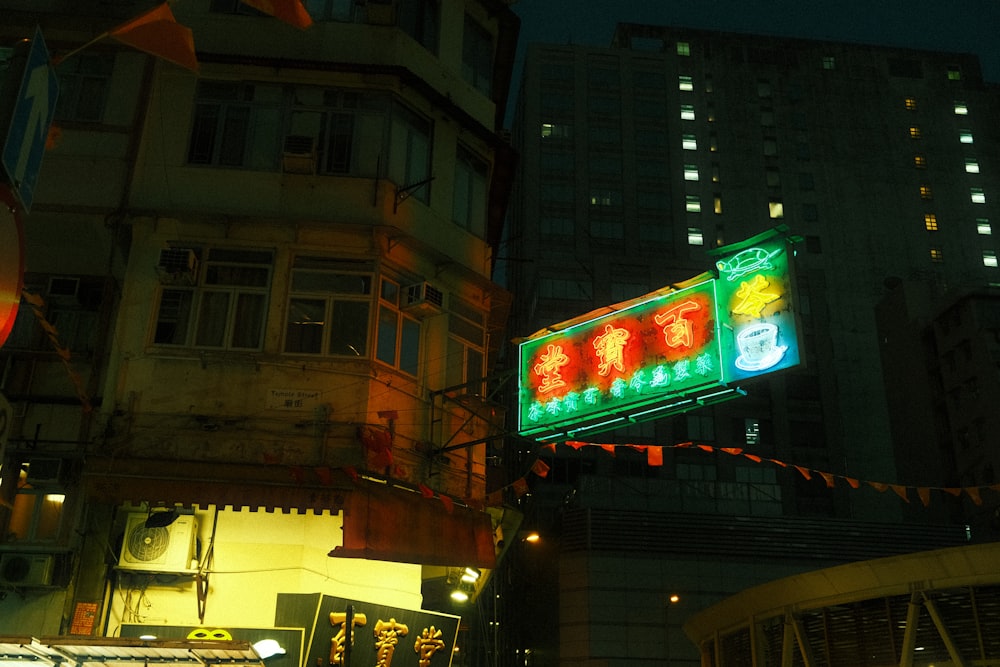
0, 185, 26, 348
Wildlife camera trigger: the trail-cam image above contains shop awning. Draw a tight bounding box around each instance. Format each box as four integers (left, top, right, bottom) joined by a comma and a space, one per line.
82, 456, 496, 568
0, 637, 264, 667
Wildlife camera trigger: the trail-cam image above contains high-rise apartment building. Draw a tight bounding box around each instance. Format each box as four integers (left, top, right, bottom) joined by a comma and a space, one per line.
501, 23, 998, 667
0, 0, 518, 659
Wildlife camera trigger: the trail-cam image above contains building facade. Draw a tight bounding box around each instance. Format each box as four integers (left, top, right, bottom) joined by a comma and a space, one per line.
501, 23, 998, 667
0, 0, 519, 660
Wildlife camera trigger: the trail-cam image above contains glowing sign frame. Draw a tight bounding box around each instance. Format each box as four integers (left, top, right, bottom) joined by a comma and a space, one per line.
517, 227, 800, 441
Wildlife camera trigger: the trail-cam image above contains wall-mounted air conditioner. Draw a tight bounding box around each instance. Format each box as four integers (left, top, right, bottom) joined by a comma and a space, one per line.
118, 513, 198, 574
0, 553, 54, 586
157, 248, 199, 285
403, 282, 444, 317
282, 135, 317, 174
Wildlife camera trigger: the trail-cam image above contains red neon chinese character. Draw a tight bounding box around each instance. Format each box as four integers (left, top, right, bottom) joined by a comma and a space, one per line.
533, 343, 570, 393
654, 300, 700, 349
592, 324, 630, 376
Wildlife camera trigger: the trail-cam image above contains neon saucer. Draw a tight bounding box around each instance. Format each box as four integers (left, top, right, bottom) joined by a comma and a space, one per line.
735, 345, 787, 372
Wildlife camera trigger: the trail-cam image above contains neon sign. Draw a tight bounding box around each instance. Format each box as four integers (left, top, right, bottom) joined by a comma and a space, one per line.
517, 227, 800, 441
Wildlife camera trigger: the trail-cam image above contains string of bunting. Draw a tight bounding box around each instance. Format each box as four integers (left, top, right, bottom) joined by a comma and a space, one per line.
53, 0, 313, 74
485, 440, 1000, 509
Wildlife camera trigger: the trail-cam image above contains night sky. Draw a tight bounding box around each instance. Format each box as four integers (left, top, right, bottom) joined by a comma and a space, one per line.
509, 0, 1000, 115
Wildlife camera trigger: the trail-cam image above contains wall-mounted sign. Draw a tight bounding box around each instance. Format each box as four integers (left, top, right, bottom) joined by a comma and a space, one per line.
517, 228, 800, 441
276, 593, 459, 667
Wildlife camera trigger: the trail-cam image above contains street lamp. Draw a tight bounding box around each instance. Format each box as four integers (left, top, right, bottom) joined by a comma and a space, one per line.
666, 593, 681, 667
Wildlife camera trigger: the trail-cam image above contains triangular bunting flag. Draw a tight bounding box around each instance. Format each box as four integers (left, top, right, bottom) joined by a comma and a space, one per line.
868, 481, 888, 493
438, 494, 454, 514
419, 483, 435, 498
818, 471, 836, 488
109, 3, 199, 73
566, 440, 588, 450
531, 459, 551, 478
512, 477, 530, 497
965, 486, 983, 506
744, 454, 763, 463
794, 466, 812, 480
600, 444, 616, 456
720, 447, 744, 456
890, 484, 909, 503
845, 477, 860, 489
240, 0, 313, 29
917, 487, 931, 507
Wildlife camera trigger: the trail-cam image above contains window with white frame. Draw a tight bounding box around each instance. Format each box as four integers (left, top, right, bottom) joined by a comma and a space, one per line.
680, 104, 696, 121
971, 188, 986, 204
153, 248, 272, 350
187, 81, 283, 169
984, 252, 998, 268
954, 101, 968, 115
977, 218, 992, 235
284, 257, 373, 356
682, 134, 697, 150
678, 75, 694, 91
959, 130, 974, 144
687, 227, 704, 245
453, 144, 488, 237
375, 278, 420, 376
685, 194, 701, 213
683, 164, 699, 181
445, 296, 486, 393
965, 159, 980, 174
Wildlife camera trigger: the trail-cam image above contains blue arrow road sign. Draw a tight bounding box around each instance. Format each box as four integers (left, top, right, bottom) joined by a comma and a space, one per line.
1, 27, 60, 213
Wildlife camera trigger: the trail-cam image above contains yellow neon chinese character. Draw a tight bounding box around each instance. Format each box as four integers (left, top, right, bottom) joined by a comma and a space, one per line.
733, 274, 779, 317
592, 324, 630, 376
533, 343, 570, 393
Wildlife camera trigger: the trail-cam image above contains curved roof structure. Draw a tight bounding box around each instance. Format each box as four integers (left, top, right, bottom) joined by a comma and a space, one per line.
684, 542, 1000, 666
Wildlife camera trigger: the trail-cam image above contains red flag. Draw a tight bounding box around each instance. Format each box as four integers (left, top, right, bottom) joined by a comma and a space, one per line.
794, 466, 812, 481
110, 3, 199, 73
917, 487, 931, 507
647, 446, 663, 467
965, 486, 983, 506
438, 494, 454, 514
240, 0, 313, 29
889, 484, 910, 503
818, 471, 836, 488
531, 459, 550, 478
419, 483, 435, 499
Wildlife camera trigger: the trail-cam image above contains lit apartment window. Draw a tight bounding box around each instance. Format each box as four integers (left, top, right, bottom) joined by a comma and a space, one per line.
768, 200, 784, 219
909, 126, 922, 139
687, 227, 704, 245
924, 214, 938, 231
965, 159, 980, 173
914, 155, 927, 168
984, 252, 998, 268
971, 188, 986, 204
960, 130, 974, 144
680, 104, 696, 120
684, 164, 699, 181
541, 122, 572, 139
376, 278, 422, 376
947, 67, 961, 81
709, 133, 718, 152
821, 56, 835, 70
685, 195, 701, 212
920, 185, 933, 200
977, 218, 992, 235
930, 248, 943, 262
677, 41, 690, 56
682, 134, 698, 150
678, 75, 694, 91
590, 190, 621, 207
711, 164, 720, 183
954, 101, 968, 115
714, 196, 723, 214
904, 97, 917, 110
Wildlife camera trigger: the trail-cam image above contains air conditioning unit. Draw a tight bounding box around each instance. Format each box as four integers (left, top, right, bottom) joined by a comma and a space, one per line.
157, 248, 198, 285
118, 513, 198, 574
282, 135, 317, 174
0, 553, 54, 586
403, 282, 444, 316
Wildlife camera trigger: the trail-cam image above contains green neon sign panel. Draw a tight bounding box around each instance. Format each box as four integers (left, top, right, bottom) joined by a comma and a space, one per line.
517, 228, 800, 441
